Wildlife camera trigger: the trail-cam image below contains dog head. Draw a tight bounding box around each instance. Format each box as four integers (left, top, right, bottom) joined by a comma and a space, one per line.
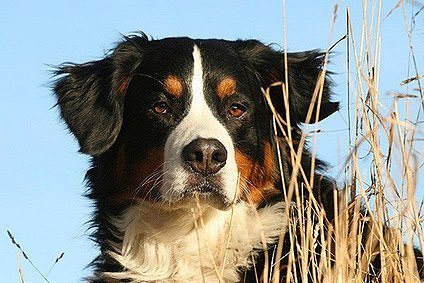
53, 34, 338, 211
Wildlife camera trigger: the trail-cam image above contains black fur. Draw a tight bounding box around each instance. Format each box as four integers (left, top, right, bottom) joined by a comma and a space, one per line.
53, 33, 423, 282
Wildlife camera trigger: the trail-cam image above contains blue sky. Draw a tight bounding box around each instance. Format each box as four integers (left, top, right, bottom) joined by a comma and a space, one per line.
1, 1, 423, 282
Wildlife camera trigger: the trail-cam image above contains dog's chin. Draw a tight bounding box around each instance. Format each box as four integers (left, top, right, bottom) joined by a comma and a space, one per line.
161, 184, 234, 211
190, 190, 233, 211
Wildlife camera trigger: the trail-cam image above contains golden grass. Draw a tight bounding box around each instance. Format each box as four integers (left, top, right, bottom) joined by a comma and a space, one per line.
255, 1, 424, 282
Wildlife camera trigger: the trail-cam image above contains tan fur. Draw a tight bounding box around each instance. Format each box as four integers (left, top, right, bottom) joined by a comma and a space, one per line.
164, 75, 183, 97
235, 142, 279, 204
216, 77, 236, 99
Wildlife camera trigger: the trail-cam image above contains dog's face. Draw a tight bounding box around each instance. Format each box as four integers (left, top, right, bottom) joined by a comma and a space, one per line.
122, 40, 275, 210
54, 35, 338, 210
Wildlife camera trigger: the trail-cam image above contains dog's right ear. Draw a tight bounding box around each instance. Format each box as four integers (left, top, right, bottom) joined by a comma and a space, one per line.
232, 40, 338, 125
53, 35, 147, 156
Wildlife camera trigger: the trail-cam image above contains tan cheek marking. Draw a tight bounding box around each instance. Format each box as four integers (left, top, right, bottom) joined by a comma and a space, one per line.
217, 77, 236, 99
164, 75, 183, 97
129, 149, 164, 200
115, 148, 164, 202
235, 142, 278, 204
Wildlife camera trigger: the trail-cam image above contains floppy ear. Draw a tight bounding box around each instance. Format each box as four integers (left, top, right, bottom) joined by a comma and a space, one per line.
283, 51, 339, 123
234, 40, 339, 124
53, 35, 147, 155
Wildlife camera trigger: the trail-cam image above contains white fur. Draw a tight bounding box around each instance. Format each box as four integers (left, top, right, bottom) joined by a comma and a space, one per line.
103, 200, 287, 282
161, 45, 238, 205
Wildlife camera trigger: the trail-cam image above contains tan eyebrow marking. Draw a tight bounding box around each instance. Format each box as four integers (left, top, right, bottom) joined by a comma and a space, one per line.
217, 77, 236, 99
163, 75, 183, 97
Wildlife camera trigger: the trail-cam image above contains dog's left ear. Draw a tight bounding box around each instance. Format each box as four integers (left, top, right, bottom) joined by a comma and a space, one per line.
234, 40, 339, 124
53, 35, 147, 155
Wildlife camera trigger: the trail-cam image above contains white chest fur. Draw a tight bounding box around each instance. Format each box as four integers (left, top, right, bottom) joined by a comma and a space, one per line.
103, 201, 286, 282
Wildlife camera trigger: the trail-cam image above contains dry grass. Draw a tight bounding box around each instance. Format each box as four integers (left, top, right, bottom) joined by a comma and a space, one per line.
255, 1, 424, 282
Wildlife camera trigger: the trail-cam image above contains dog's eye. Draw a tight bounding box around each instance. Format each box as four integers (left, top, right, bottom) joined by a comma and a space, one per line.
152, 102, 169, 114
228, 103, 246, 118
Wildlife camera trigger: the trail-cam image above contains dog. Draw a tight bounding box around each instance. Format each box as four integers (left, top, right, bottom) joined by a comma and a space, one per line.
53, 33, 423, 282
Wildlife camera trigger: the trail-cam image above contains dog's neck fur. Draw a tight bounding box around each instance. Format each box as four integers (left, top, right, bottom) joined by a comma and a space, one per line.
100, 200, 286, 282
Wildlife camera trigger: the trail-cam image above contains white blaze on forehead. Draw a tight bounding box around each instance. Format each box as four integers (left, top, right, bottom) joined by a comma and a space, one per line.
161, 44, 238, 204
191, 45, 205, 115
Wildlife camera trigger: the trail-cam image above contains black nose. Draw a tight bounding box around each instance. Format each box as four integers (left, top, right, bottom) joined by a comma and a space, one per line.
182, 138, 227, 175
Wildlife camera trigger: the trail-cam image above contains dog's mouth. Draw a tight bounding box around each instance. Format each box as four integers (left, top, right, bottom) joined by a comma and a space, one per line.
182, 180, 233, 210
158, 173, 233, 211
